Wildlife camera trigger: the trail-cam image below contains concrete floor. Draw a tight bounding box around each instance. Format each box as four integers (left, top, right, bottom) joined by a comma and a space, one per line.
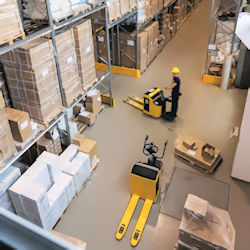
56, 1, 250, 250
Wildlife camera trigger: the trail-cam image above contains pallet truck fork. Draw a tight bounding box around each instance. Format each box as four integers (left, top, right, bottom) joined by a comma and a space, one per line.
116, 135, 168, 247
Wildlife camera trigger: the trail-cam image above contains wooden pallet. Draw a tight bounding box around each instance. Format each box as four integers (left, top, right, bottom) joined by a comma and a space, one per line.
175, 152, 222, 174
72, 5, 92, 16
82, 80, 97, 93
54, 15, 74, 25
74, 105, 104, 133
53, 159, 100, 229
0, 33, 26, 46
66, 94, 83, 108
35, 107, 65, 129
90, 1, 105, 8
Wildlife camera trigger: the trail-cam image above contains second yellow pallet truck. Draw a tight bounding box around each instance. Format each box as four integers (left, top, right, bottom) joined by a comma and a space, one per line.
116, 135, 168, 247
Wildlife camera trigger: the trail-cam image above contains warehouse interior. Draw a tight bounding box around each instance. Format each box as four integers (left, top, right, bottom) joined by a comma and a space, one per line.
0, 0, 250, 250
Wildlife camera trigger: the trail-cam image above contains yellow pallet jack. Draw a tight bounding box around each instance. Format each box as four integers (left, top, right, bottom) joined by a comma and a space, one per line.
116, 136, 168, 247
124, 88, 165, 118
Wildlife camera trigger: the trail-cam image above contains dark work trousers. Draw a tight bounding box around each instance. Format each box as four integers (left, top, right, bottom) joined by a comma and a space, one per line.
171, 96, 179, 117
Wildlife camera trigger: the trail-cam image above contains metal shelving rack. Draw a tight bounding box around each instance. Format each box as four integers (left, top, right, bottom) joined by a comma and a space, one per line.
111, 0, 178, 71
0, 1, 113, 173
204, 0, 242, 75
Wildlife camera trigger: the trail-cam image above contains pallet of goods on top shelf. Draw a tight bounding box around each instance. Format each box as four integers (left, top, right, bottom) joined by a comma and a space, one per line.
23, 0, 99, 23
0, 0, 26, 47
0, 38, 63, 126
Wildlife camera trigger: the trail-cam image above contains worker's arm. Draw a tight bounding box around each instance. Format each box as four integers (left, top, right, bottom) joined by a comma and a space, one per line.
164, 82, 177, 90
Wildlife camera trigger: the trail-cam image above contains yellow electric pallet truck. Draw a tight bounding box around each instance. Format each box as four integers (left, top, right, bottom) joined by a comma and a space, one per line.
123, 87, 173, 119
116, 135, 168, 247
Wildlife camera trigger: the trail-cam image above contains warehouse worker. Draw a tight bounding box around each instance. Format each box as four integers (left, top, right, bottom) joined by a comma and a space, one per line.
164, 67, 181, 121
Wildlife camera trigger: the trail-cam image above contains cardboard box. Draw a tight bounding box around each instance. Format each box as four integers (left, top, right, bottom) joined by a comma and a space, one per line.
79, 139, 98, 166
56, 173, 76, 202
62, 152, 91, 192
86, 89, 101, 103
59, 144, 78, 164
78, 111, 96, 126
85, 101, 102, 114
37, 137, 54, 154
73, 102, 85, 116
5, 107, 33, 143
72, 133, 86, 146
36, 151, 62, 183
0, 90, 5, 108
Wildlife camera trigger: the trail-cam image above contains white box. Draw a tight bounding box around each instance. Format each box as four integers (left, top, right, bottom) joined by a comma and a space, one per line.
20, 183, 50, 219
0, 192, 15, 213
36, 151, 62, 183
64, 152, 91, 191
57, 173, 76, 202
0, 166, 21, 196
59, 144, 79, 165
24, 161, 53, 191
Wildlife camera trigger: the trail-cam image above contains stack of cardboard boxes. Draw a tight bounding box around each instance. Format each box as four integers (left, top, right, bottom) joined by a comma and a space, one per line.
77, 89, 102, 126
55, 30, 82, 107
119, 21, 160, 71
178, 194, 235, 250
1, 38, 62, 124
159, 10, 172, 45
0, 96, 16, 169
173, 0, 188, 29
73, 20, 97, 92
0, 0, 25, 46
0, 66, 11, 107
9, 138, 98, 229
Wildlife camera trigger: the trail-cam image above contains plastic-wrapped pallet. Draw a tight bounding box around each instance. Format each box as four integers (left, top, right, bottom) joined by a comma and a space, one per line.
23, 0, 93, 22
179, 194, 235, 250
0, 0, 25, 46
55, 29, 82, 107
73, 20, 97, 91
1, 38, 62, 124
137, 0, 151, 24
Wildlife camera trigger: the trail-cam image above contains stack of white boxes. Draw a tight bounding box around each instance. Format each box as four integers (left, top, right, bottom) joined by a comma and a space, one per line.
0, 166, 21, 213
9, 145, 91, 230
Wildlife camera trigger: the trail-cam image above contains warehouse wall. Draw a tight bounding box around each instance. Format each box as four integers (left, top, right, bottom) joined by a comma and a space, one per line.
232, 89, 250, 182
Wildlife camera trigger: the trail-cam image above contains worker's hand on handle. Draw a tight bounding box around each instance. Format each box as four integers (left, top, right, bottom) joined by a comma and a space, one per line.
164, 83, 177, 90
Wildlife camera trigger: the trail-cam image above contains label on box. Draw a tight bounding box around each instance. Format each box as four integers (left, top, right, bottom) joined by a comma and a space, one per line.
20, 120, 28, 130
98, 36, 104, 42
97, 96, 101, 102
67, 56, 73, 64
188, 150, 196, 156
42, 68, 49, 77
80, 111, 90, 117
127, 40, 134, 46
86, 46, 91, 53
0, 0, 6, 5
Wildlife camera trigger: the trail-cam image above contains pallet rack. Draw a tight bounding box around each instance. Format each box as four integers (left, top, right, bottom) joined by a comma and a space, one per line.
0, 1, 113, 173
202, 0, 242, 85
94, 0, 199, 78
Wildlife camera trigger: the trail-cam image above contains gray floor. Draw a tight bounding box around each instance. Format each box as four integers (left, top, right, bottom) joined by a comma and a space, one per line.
55, 1, 250, 250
